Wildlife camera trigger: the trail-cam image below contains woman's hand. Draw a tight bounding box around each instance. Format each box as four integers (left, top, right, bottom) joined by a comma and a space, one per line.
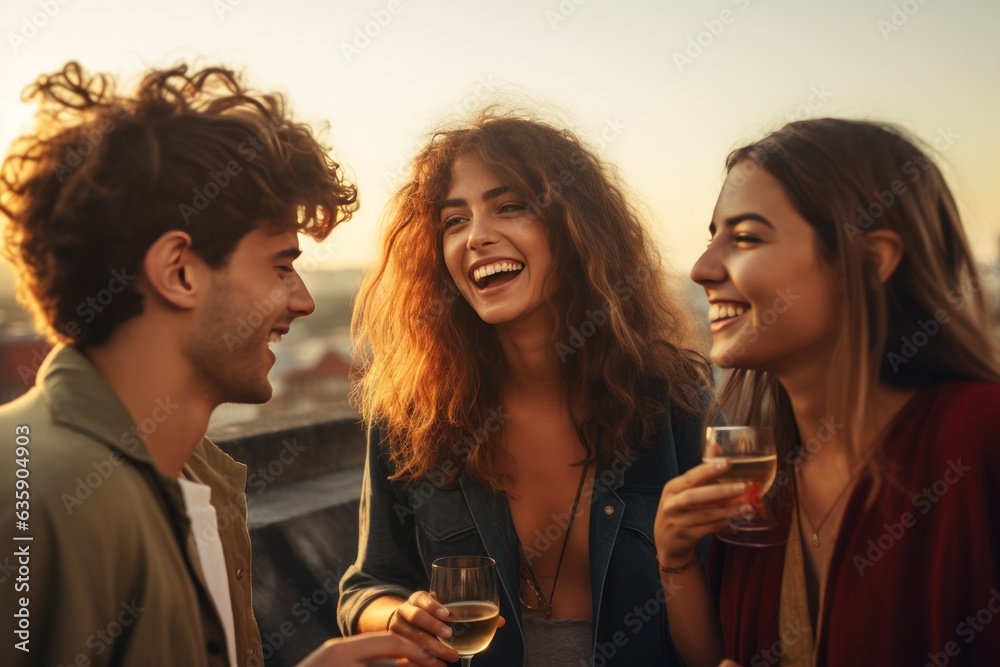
654, 459, 750, 568
296, 631, 431, 667
384, 591, 461, 665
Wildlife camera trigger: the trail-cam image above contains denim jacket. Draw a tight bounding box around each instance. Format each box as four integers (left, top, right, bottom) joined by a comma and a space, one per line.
338, 404, 705, 666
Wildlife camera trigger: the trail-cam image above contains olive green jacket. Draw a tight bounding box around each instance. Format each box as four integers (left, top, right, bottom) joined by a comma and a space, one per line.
0, 345, 263, 666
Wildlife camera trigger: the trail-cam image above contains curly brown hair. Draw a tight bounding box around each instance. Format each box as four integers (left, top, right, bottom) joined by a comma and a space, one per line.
353, 110, 710, 489
0, 61, 358, 348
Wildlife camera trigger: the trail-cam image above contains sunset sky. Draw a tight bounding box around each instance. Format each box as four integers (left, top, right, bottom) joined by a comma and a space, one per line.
2, 0, 998, 286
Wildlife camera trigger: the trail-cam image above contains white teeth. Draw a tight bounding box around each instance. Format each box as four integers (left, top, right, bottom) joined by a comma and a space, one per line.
268, 332, 282, 344
709, 304, 748, 323
472, 261, 525, 283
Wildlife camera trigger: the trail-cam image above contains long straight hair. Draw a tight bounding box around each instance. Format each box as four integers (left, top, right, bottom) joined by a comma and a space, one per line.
716, 118, 1000, 491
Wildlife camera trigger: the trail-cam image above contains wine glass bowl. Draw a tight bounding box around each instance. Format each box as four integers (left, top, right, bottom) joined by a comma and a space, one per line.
703, 426, 785, 547
430, 556, 500, 666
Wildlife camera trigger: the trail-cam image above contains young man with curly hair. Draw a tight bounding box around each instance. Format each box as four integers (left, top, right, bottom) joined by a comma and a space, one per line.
0, 62, 428, 667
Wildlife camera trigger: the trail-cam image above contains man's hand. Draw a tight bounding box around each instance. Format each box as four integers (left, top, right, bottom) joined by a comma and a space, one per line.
296, 632, 435, 667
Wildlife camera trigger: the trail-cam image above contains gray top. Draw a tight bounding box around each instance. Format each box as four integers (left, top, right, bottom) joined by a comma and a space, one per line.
522, 614, 593, 666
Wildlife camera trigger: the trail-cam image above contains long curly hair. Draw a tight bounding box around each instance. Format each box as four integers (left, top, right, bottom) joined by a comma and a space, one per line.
1, 61, 358, 348
353, 111, 710, 489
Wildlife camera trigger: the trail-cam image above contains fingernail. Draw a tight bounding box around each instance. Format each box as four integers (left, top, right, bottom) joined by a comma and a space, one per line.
730, 483, 745, 493
436, 607, 450, 619
740, 503, 753, 513
440, 625, 452, 638
715, 460, 728, 470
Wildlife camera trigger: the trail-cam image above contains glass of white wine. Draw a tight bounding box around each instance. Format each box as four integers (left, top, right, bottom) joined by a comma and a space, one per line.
430, 556, 500, 666
702, 426, 785, 547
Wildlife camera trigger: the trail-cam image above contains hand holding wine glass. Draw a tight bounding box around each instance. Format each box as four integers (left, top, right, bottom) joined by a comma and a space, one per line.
702, 426, 784, 547
429, 556, 500, 667
655, 456, 751, 568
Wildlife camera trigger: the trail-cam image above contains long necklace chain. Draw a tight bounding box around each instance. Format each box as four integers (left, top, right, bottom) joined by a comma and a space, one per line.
796, 462, 859, 547
518, 462, 589, 618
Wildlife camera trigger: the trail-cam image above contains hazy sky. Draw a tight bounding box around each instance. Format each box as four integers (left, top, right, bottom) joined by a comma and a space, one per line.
2, 0, 998, 285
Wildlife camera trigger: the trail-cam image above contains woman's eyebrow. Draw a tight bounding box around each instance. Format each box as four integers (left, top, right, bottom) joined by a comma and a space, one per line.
440, 185, 512, 210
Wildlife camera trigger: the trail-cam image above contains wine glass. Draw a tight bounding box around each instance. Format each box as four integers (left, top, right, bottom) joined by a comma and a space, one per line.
430, 556, 500, 666
702, 426, 785, 547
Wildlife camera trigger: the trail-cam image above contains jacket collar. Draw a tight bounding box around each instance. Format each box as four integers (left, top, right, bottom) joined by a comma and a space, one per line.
458, 474, 524, 630
38, 344, 158, 465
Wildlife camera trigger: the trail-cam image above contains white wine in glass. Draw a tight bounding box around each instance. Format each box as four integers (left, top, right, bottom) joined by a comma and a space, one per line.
430, 556, 500, 666
702, 426, 785, 547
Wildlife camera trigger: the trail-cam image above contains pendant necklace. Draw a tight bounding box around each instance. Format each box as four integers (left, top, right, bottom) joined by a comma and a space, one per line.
796, 464, 859, 548
517, 462, 589, 618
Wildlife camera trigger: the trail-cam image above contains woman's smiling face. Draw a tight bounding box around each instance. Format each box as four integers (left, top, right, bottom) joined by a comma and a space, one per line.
690, 162, 841, 375
440, 154, 558, 330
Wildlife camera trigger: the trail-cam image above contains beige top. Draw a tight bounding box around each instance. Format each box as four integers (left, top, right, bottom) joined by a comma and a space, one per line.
778, 486, 853, 666
777, 513, 817, 666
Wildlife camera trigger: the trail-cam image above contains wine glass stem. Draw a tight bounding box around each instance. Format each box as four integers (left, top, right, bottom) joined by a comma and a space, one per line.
461, 658, 473, 667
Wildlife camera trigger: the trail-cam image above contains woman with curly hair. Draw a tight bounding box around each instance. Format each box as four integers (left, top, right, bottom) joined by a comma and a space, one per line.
656, 118, 1000, 666
338, 112, 712, 666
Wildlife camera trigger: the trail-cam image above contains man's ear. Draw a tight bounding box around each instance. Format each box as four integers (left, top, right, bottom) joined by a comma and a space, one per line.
143, 231, 209, 309
861, 229, 904, 285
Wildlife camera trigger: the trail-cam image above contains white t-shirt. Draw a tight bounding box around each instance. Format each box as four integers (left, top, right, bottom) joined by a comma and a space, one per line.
178, 477, 238, 667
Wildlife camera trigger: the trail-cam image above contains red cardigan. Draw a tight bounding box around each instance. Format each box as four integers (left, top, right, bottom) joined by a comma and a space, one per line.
707, 382, 1000, 666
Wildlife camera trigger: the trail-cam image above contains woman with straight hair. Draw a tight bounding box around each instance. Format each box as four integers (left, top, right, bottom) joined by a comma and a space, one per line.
338, 110, 712, 666
655, 118, 1000, 666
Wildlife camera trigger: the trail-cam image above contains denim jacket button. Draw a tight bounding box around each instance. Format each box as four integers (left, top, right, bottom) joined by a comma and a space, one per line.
603, 505, 615, 515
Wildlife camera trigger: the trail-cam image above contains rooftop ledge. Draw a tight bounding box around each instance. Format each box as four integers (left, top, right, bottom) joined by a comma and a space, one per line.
211, 403, 369, 665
